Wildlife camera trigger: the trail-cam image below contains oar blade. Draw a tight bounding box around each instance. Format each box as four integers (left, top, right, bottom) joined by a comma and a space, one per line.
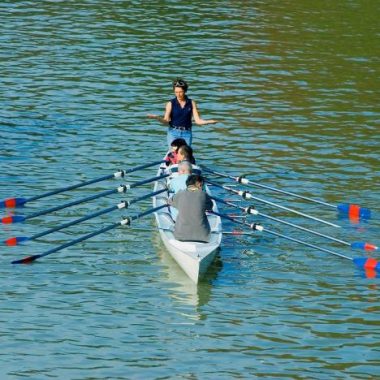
1, 215, 26, 224
0, 198, 27, 208
351, 242, 378, 251
337, 203, 371, 219
4, 236, 29, 246
12, 255, 40, 264
353, 257, 380, 271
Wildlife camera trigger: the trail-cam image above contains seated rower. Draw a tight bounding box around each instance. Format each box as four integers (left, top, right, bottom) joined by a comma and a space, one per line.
165, 138, 187, 166
177, 144, 196, 164
169, 174, 213, 243
168, 161, 192, 193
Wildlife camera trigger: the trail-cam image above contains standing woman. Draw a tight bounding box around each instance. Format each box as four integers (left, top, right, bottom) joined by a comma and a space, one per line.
148, 78, 218, 147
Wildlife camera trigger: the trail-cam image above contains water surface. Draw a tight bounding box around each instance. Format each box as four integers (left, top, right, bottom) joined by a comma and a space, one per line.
1, 1, 379, 379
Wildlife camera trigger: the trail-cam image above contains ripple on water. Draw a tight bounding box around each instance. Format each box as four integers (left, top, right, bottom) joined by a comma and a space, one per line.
1, 0, 379, 379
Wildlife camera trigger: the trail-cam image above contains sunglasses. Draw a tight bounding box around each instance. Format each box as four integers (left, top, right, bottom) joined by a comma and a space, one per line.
173, 80, 185, 87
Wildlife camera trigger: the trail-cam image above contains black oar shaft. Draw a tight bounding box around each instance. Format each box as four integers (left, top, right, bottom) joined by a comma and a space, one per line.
25, 160, 165, 203
32, 223, 120, 262
24, 188, 116, 221
11, 174, 169, 222
25, 174, 117, 203
31, 204, 120, 240
29, 188, 167, 241
2, 159, 165, 208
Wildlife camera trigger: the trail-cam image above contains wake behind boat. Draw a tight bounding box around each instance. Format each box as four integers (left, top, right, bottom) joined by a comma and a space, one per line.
152, 159, 222, 283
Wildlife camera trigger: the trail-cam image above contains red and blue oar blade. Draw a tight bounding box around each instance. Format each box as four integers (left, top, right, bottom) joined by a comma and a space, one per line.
0, 197, 27, 208
1, 215, 26, 224
4, 236, 29, 246
337, 203, 371, 219
351, 242, 378, 251
353, 257, 380, 271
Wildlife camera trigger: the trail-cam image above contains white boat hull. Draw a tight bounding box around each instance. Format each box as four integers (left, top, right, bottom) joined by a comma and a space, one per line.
153, 161, 222, 283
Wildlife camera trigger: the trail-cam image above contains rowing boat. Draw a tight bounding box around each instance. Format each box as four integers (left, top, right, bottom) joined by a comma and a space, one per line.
152, 159, 222, 283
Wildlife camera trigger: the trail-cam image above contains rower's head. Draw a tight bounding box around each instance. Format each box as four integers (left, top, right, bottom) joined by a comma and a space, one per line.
172, 78, 188, 93
177, 145, 194, 163
173, 78, 188, 101
186, 174, 204, 190
178, 161, 192, 175
170, 138, 187, 153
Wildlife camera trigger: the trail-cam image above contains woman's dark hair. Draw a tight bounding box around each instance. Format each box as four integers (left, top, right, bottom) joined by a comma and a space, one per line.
178, 144, 196, 164
170, 138, 187, 149
172, 78, 188, 92
186, 174, 204, 187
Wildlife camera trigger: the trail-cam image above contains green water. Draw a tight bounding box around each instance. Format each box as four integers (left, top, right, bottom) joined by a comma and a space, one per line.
1, 1, 379, 379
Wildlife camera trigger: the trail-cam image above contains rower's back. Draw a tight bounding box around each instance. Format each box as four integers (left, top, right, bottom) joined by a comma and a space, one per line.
170, 174, 213, 243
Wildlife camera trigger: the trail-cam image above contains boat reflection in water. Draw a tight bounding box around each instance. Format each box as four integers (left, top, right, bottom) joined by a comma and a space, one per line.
152, 232, 222, 309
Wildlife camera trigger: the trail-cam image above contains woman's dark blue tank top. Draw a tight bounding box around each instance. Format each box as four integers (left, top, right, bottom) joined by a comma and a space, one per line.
169, 97, 193, 130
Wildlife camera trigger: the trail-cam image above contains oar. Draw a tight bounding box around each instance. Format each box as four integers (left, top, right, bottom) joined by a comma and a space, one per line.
0, 159, 165, 208
211, 195, 378, 251
11, 204, 168, 264
207, 180, 340, 228
1, 174, 169, 224
3, 188, 167, 246
202, 166, 371, 219
211, 210, 380, 272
